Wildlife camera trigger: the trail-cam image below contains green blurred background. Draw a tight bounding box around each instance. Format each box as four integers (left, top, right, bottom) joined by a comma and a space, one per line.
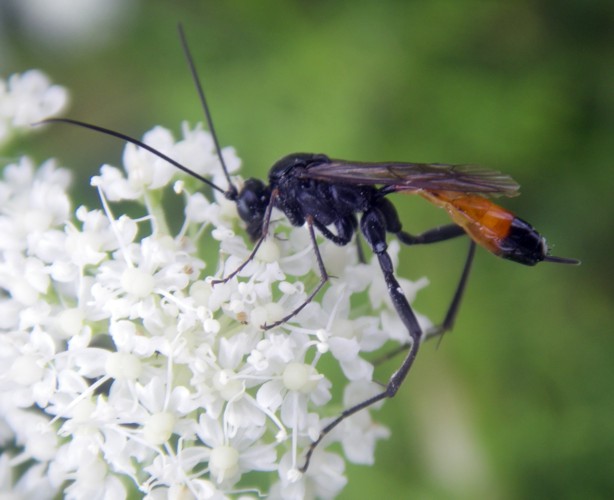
2, 1, 613, 498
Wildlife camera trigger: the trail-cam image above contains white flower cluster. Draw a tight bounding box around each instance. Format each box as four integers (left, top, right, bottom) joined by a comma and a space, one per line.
0, 71, 431, 499
0, 70, 69, 147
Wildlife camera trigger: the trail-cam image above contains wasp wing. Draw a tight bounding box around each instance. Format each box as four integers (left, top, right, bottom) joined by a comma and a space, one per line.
303, 160, 520, 197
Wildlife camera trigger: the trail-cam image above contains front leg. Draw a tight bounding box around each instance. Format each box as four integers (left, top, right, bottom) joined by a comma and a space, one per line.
211, 189, 278, 286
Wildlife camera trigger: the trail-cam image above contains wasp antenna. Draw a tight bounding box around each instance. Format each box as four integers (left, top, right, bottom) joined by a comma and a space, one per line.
544, 255, 581, 265
177, 24, 238, 200
35, 117, 227, 195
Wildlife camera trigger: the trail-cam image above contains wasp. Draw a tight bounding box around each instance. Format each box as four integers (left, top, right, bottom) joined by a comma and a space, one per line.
40, 25, 579, 472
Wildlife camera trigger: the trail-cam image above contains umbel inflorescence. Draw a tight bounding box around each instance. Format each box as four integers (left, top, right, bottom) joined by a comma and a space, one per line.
0, 70, 430, 499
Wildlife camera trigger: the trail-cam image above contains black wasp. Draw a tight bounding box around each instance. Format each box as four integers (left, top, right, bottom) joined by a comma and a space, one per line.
41, 25, 580, 472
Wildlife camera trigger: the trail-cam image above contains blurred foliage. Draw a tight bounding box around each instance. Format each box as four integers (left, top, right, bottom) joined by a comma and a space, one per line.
2, 1, 613, 498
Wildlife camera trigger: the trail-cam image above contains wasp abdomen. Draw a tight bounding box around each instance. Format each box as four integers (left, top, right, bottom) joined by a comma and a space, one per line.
421, 191, 548, 265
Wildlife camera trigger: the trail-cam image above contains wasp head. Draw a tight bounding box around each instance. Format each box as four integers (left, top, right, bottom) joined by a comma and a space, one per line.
236, 178, 271, 241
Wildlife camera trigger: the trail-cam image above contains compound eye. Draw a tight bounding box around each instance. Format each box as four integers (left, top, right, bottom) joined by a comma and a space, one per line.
236, 179, 269, 224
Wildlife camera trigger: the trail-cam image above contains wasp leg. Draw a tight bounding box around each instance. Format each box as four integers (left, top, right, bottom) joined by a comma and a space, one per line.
375, 196, 476, 342
301, 206, 424, 472
262, 216, 355, 330
211, 190, 278, 286
211, 235, 265, 286
375, 196, 466, 245
396, 223, 466, 245
263, 218, 328, 329
312, 216, 355, 247
426, 240, 475, 340
374, 240, 476, 366
355, 234, 367, 264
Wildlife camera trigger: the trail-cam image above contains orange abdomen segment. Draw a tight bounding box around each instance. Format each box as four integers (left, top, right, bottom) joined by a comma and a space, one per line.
419, 191, 515, 255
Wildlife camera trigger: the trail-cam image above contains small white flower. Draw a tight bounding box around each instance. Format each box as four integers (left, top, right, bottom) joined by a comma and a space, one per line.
194, 413, 277, 488
270, 449, 347, 500
0, 70, 68, 146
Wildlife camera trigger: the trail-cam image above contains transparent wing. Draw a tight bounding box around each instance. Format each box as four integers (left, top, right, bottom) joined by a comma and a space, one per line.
303, 160, 520, 196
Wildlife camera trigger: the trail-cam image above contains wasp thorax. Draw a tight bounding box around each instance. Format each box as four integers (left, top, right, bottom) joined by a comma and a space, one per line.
268, 153, 330, 182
